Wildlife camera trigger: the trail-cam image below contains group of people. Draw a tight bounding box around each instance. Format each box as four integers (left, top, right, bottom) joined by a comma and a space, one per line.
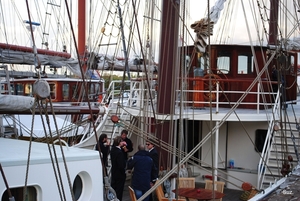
96, 129, 159, 201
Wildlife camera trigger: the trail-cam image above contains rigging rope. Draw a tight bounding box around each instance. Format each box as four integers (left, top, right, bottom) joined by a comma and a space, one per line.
113, 114, 260, 193
23, 99, 36, 201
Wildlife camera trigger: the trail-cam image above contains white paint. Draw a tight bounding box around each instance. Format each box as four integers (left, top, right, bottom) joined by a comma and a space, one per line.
0, 138, 103, 200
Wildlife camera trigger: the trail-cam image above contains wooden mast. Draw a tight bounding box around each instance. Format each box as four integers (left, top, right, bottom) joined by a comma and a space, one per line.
156, 0, 180, 169
78, 0, 86, 72
268, 0, 279, 46
71, 0, 86, 123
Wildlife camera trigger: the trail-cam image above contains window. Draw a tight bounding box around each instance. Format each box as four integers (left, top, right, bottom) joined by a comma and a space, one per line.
9, 84, 14, 94
238, 54, 253, 74
95, 83, 101, 94
89, 83, 95, 94
217, 52, 230, 74
71, 84, 80, 100
15, 83, 24, 95
63, 83, 69, 101
25, 83, 32, 96
288, 55, 295, 75
0, 83, 5, 94
49, 83, 56, 99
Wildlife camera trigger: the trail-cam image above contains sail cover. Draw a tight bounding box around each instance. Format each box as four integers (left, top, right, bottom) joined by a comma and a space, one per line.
0, 43, 82, 77
0, 45, 158, 75
191, 0, 227, 53
283, 37, 300, 51
95, 54, 158, 72
0, 95, 35, 111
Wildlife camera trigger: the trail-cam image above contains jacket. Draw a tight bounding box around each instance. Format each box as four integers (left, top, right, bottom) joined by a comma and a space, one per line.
127, 150, 156, 191
110, 146, 126, 181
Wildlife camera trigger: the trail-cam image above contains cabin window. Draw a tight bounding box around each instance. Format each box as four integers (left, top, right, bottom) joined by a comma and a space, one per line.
95, 83, 101, 94
15, 83, 24, 95
0, 83, 5, 94
288, 55, 295, 75
217, 52, 230, 74
198, 54, 206, 71
25, 83, 32, 96
9, 84, 14, 95
1, 186, 37, 201
49, 83, 56, 99
72, 84, 79, 100
238, 54, 253, 74
88, 83, 96, 100
63, 83, 69, 101
255, 129, 268, 152
89, 83, 95, 94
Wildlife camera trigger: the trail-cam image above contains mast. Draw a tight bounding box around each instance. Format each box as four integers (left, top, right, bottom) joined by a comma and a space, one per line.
268, 0, 279, 46
156, 0, 180, 169
78, 0, 86, 72
117, 0, 130, 79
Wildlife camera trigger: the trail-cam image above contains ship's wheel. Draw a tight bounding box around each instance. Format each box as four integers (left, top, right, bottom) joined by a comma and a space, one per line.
203, 73, 226, 102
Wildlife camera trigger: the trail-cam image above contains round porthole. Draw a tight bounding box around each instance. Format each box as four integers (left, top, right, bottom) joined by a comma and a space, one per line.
73, 175, 83, 199
72, 171, 93, 200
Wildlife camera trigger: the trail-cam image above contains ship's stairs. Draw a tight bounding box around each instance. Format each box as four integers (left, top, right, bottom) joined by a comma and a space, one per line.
258, 103, 300, 189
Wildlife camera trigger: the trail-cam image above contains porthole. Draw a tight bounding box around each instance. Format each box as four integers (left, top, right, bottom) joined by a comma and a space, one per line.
73, 175, 83, 200
2, 186, 37, 201
72, 171, 93, 200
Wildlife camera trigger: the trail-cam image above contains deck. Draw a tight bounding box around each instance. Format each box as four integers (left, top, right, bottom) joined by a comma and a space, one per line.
250, 163, 300, 201
122, 178, 243, 201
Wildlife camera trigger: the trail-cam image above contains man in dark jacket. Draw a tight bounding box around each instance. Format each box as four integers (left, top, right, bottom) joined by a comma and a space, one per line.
120, 129, 133, 160
146, 140, 159, 201
110, 136, 127, 201
95, 134, 110, 167
127, 144, 156, 201
146, 140, 159, 184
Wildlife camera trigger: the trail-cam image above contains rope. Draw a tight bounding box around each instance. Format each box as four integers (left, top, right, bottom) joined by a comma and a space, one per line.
23, 98, 36, 201
110, 112, 255, 191
46, 98, 76, 201
36, 99, 67, 201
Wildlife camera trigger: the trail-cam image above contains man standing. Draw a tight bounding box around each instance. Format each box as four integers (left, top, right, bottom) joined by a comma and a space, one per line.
146, 140, 159, 184
127, 145, 156, 201
95, 134, 110, 167
146, 140, 159, 201
110, 136, 127, 201
120, 129, 133, 160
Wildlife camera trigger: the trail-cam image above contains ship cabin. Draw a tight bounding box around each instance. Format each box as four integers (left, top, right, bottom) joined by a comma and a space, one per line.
185, 44, 298, 109
0, 78, 105, 104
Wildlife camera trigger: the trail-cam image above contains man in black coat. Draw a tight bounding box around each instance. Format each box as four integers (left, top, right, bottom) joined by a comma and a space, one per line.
95, 134, 110, 167
146, 140, 159, 201
146, 140, 159, 183
127, 144, 156, 201
110, 136, 127, 201
120, 129, 133, 160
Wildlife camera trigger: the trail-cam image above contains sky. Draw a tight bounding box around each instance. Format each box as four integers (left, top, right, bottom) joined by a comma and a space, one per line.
1, 0, 300, 64
0, 0, 250, 48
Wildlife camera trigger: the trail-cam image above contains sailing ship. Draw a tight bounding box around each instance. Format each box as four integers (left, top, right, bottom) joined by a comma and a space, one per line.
0, 1, 111, 200
1, 0, 300, 201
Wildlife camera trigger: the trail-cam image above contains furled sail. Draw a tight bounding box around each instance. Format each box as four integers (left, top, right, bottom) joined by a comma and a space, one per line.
283, 37, 300, 51
0, 43, 158, 76
191, 0, 227, 53
95, 54, 158, 72
0, 95, 34, 111
0, 43, 81, 77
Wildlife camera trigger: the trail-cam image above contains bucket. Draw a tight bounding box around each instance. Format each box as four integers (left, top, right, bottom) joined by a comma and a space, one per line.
229, 159, 234, 168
